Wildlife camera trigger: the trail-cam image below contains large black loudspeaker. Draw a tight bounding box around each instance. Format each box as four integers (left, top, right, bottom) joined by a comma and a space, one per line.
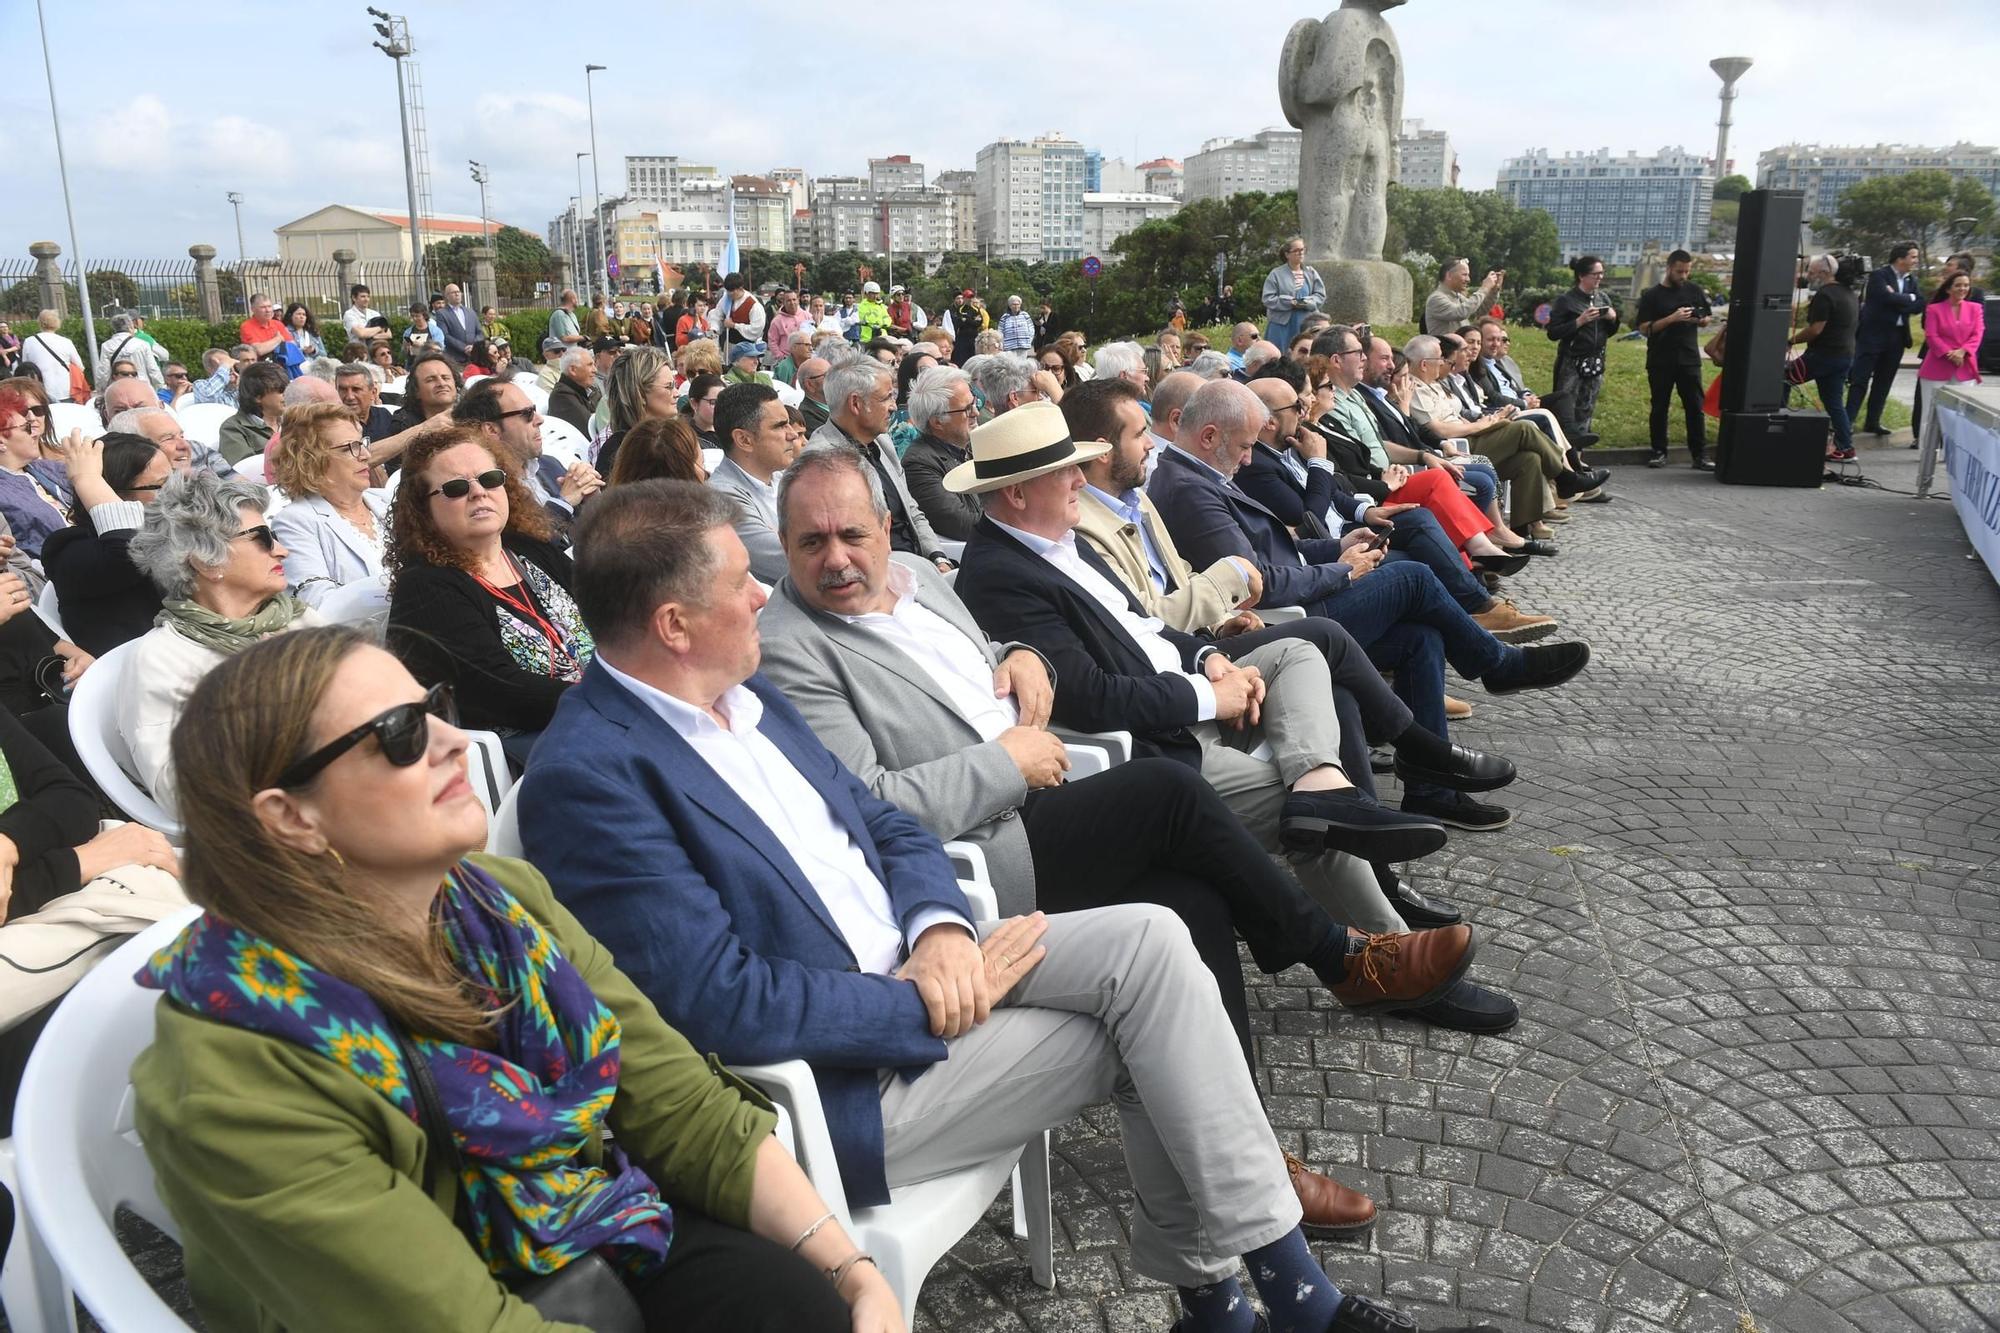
1720, 189, 1805, 415
1715, 410, 1824, 487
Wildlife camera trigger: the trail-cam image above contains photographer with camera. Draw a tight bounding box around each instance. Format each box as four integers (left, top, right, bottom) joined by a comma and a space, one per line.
1546, 256, 1620, 440
1636, 250, 1715, 471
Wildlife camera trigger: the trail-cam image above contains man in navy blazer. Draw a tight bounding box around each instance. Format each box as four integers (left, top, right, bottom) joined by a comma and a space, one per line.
435, 282, 481, 365
1847, 242, 1924, 437
518, 479, 1468, 1332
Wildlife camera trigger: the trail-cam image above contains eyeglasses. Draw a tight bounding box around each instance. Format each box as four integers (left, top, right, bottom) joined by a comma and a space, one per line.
275, 682, 457, 789
428, 468, 507, 500
233, 524, 276, 554
165, 371, 189, 381
934, 403, 978, 419
21, 405, 49, 420
330, 439, 371, 459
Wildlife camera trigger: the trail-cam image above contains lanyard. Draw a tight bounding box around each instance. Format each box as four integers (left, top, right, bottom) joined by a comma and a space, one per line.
473, 555, 574, 677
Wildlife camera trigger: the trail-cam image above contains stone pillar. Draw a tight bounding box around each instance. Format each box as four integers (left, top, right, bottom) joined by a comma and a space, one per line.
469, 245, 496, 314
189, 244, 222, 322
29, 242, 65, 319
555, 256, 572, 306
333, 248, 359, 306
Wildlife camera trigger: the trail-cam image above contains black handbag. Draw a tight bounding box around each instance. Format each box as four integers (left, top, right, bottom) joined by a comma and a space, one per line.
390, 1024, 646, 1333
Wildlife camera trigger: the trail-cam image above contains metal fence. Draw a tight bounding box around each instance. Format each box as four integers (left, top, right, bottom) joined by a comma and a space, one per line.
0, 257, 565, 321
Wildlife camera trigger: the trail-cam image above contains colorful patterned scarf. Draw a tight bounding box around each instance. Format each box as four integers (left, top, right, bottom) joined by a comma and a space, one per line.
139, 860, 672, 1279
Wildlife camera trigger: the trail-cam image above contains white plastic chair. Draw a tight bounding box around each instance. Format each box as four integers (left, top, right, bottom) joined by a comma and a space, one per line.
482, 800, 1056, 1312
315, 574, 389, 627
235, 451, 267, 483
15, 905, 204, 1333
48, 403, 103, 442
461, 731, 515, 823
699, 447, 723, 475
66, 640, 183, 841
1261, 605, 1308, 623
516, 382, 551, 414
1050, 728, 1133, 766
34, 581, 64, 639
172, 403, 231, 451
538, 416, 589, 468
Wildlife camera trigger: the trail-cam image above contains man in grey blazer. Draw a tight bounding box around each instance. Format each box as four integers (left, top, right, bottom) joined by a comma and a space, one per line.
757, 444, 1496, 1238
706, 382, 803, 583
807, 357, 952, 566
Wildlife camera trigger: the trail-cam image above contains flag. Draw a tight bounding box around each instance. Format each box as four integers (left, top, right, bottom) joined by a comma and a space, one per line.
721, 183, 740, 279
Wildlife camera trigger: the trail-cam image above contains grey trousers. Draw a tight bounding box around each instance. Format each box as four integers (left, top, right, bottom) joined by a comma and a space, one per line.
879, 903, 1299, 1286
1195, 638, 1406, 935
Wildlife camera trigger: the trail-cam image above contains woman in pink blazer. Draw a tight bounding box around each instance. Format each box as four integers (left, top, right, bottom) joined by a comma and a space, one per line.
1918, 271, 1985, 419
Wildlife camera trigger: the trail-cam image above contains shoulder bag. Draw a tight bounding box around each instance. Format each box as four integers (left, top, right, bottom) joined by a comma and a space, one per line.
33, 334, 90, 404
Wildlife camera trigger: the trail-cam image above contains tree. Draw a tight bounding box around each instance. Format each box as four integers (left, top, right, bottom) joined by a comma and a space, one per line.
1386, 185, 1564, 298
1714, 174, 1751, 203
422, 226, 559, 301
1816, 170, 1993, 267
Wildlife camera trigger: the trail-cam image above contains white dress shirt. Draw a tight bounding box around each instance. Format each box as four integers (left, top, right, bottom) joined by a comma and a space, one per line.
836, 564, 1016, 742
598, 658, 971, 972
988, 519, 1216, 721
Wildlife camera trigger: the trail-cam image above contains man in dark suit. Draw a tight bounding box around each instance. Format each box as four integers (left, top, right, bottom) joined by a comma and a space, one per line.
1847, 242, 1924, 437
1146, 379, 1590, 830
434, 281, 480, 365
520, 479, 1472, 1333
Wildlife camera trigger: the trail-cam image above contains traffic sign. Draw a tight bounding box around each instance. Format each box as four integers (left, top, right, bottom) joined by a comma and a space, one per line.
1081, 256, 1102, 279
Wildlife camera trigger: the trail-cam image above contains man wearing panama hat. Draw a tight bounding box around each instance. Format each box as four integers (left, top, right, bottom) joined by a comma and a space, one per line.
944, 404, 1532, 1042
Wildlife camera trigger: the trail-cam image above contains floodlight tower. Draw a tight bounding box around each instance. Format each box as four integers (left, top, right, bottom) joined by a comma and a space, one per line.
1710, 57, 1753, 179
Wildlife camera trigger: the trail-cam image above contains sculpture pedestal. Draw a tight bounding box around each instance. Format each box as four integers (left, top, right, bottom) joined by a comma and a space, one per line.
1318, 258, 1413, 327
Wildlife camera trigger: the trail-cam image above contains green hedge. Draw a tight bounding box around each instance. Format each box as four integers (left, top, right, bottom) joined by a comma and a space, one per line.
23, 309, 555, 380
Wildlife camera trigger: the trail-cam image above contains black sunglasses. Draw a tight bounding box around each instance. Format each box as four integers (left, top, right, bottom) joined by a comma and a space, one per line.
428, 468, 507, 500
233, 524, 276, 554
276, 682, 457, 789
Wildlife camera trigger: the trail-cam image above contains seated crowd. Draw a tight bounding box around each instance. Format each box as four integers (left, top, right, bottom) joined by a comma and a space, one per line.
0, 281, 1622, 1333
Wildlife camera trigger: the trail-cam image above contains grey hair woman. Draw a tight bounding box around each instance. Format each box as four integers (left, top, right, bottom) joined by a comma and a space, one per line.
121, 469, 320, 811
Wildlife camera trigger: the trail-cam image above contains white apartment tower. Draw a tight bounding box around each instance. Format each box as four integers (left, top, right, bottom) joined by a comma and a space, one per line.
974, 134, 1088, 263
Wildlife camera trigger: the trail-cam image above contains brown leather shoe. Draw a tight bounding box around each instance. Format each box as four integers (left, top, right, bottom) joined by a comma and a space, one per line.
1329, 925, 1474, 1012
1471, 599, 1557, 644
1526, 521, 1556, 539
1286, 1151, 1376, 1236
1443, 694, 1473, 719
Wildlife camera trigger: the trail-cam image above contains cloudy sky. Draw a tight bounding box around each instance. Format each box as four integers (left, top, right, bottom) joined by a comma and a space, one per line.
4, 0, 1990, 263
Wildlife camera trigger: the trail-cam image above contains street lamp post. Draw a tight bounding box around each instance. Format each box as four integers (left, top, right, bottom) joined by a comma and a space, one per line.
227, 191, 248, 312
574, 153, 591, 303
468, 160, 492, 312
34, 0, 97, 368
585, 64, 609, 299
369, 8, 427, 308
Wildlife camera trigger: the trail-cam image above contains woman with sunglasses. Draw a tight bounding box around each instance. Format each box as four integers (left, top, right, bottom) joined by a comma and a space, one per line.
123, 469, 317, 813
268, 403, 392, 608
387, 428, 590, 769
0, 384, 75, 560
131, 627, 885, 1333
0, 377, 59, 458
42, 431, 173, 655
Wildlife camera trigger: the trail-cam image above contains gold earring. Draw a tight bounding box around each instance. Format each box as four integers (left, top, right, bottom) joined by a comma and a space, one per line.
322, 846, 346, 868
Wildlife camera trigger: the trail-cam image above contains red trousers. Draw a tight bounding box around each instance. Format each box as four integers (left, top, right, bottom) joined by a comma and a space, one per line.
1389, 466, 1492, 564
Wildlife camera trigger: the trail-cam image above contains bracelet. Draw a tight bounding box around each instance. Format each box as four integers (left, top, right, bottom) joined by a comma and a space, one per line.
826, 1252, 878, 1290
790, 1210, 836, 1253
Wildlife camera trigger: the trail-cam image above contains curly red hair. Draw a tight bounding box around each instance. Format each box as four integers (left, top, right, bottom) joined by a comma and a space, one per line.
385, 425, 552, 582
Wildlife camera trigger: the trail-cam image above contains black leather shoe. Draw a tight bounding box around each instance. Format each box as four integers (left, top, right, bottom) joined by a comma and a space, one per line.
1471, 552, 1530, 576
1392, 742, 1516, 793
1330, 1292, 1419, 1332
1280, 789, 1447, 862
1510, 538, 1559, 557
1393, 979, 1520, 1034
1573, 431, 1600, 449
1691, 456, 1716, 472
1401, 791, 1514, 830
1483, 640, 1590, 694
1379, 875, 1463, 928
1556, 467, 1611, 498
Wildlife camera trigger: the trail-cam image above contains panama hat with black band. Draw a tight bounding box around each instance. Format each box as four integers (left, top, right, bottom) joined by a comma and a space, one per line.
942, 400, 1109, 494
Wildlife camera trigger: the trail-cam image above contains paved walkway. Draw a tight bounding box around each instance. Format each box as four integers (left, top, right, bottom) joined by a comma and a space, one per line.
914, 444, 2000, 1333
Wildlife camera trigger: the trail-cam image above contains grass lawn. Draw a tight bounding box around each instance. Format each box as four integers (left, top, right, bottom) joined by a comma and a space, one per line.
1185, 321, 1914, 450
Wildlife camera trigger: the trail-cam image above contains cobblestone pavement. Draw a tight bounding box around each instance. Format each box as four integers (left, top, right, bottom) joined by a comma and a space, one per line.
909, 447, 2000, 1333
55, 447, 2000, 1333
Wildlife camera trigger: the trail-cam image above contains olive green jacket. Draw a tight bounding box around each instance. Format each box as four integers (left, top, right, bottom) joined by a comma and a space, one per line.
132, 854, 779, 1332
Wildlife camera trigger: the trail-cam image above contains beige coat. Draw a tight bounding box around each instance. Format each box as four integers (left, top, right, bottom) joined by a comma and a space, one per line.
1073, 488, 1251, 633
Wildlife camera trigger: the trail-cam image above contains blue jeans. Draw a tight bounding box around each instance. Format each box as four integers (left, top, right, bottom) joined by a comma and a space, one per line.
1382, 507, 1488, 613
1304, 562, 1519, 799
1805, 352, 1854, 450
1458, 462, 1498, 514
